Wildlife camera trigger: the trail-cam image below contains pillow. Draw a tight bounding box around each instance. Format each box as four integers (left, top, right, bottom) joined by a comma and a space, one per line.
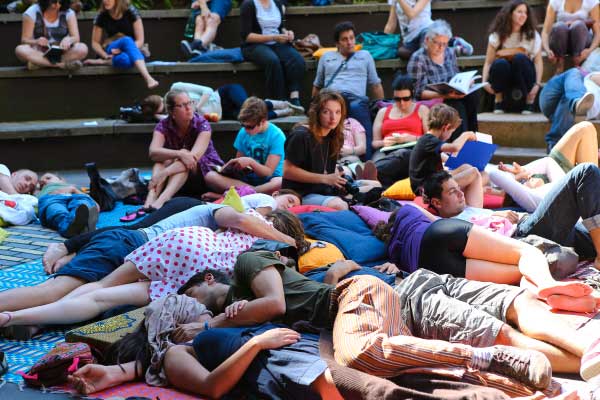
313, 44, 362, 59
221, 186, 244, 212
299, 211, 387, 265
299, 238, 345, 274
351, 205, 391, 229
382, 178, 416, 200
484, 193, 505, 209
289, 205, 337, 214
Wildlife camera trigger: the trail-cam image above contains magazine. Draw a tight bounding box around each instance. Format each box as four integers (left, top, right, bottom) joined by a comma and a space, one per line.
426, 70, 489, 96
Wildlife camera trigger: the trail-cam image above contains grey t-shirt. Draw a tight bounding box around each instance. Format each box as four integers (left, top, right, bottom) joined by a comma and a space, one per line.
313, 50, 381, 97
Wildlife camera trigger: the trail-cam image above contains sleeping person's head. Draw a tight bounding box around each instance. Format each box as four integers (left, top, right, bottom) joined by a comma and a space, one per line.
266, 209, 311, 256
177, 269, 232, 315
10, 169, 38, 194
422, 171, 466, 218
39, 173, 66, 189
272, 189, 301, 210
372, 208, 400, 244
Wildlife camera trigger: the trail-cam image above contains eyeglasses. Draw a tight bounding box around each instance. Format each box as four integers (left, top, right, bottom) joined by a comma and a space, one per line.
430, 38, 449, 48
242, 122, 258, 130
173, 100, 195, 109
393, 96, 412, 102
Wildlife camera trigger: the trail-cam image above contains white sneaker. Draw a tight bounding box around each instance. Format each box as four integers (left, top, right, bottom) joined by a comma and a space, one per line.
575, 92, 594, 116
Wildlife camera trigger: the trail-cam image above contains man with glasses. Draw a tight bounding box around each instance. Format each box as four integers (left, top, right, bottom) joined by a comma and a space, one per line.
204, 97, 287, 194
407, 19, 479, 142
313, 21, 385, 159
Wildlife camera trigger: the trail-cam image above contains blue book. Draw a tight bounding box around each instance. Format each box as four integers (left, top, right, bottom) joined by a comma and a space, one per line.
445, 141, 497, 171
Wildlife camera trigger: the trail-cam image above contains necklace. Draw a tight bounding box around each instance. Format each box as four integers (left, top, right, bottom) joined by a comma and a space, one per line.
321, 139, 329, 174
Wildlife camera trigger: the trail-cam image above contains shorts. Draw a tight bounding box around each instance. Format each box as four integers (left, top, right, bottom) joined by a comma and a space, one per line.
419, 218, 473, 277
302, 193, 339, 207
191, 0, 232, 21
55, 229, 147, 282
394, 269, 524, 347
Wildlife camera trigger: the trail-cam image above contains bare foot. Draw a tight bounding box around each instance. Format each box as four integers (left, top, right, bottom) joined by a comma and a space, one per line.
83, 58, 111, 66
43, 243, 68, 273
200, 191, 222, 201
147, 78, 159, 89
537, 281, 593, 299
52, 253, 75, 274
546, 294, 596, 313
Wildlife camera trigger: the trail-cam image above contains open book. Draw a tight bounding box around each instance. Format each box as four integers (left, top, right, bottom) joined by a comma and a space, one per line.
445, 133, 497, 171
44, 45, 63, 63
380, 140, 417, 153
426, 70, 489, 96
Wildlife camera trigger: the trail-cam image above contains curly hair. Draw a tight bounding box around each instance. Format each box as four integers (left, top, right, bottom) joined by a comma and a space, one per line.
488, 0, 537, 46
372, 209, 400, 245
266, 209, 311, 256
307, 90, 346, 159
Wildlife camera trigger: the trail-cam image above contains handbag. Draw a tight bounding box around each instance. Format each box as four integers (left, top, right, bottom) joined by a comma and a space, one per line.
293, 34, 321, 58
496, 47, 528, 61
19, 342, 96, 387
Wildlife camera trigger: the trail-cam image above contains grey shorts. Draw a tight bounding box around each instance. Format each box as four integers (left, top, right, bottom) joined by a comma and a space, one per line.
394, 269, 524, 347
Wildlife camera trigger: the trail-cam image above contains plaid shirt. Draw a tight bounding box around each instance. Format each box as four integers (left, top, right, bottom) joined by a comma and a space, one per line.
407, 47, 459, 99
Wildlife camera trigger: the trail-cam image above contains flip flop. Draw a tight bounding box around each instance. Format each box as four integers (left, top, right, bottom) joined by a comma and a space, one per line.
120, 210, 140, 222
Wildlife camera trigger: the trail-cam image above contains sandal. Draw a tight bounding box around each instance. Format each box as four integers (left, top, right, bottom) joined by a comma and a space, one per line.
120, 210, 141, 222
0, 352, 7, 376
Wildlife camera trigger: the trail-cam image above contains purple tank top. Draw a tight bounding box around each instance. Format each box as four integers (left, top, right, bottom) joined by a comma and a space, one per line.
388, 205, 432, 273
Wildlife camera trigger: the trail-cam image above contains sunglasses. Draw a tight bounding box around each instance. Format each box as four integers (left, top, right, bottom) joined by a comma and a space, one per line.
393, 96, 412, 102
242, 122, 258, 130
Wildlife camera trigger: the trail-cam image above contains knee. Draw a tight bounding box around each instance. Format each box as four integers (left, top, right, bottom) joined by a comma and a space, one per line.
325, 197, 348, 210
511, 53, 530, 66
112, 53, 134, 69
71, 42, 88, 58
570, 20, 588, 33
15, 44, 31, 59
552, 22, 569, 35
491, 58, 511, 73
208, 13, 221, 27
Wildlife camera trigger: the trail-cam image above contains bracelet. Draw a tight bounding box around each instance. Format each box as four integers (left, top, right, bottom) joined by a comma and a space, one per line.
204, 321, 210, 331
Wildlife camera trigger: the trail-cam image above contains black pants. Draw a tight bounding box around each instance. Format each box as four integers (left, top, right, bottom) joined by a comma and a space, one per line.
489, 54, 535, 111
419, 218, 473, 277
63, 197, 204, 253
446, 91, 479, 142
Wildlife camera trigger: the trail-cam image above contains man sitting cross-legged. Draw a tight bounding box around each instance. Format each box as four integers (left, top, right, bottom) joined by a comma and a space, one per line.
167, 251, 600, 394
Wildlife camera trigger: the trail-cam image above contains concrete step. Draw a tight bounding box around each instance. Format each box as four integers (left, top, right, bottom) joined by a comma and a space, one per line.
493, 146, 547, 164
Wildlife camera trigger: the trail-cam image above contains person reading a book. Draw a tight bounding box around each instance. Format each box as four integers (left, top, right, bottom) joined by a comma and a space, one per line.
407, 19, 479, 142
482, 0, 543, 115
204, 97, 286, 194
143, 89, 224, 211
489, 120, 599, 212
541, 0, 600, 75
409, 103, 484, 208
15, 0, 88, 71
84, 0, 158, 89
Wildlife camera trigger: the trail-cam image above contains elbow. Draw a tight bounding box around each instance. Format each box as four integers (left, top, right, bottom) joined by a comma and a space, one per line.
266, 298, 286, 319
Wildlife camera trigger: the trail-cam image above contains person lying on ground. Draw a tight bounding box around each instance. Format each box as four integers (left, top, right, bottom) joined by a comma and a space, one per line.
489, 121, 598, 212
204, 97, 286, 194
36, 173, 99, 238
0, 164, 37, 195
409, 103, 484, 207
0, 195, 295, 322
143, 90, 224, 211
172, 252, 600, 391
68, 293, 342, 399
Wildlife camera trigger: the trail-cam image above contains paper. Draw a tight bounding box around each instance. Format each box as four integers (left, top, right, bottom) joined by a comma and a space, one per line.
426, 70, 489, 95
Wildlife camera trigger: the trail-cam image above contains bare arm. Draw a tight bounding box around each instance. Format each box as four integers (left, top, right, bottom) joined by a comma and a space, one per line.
227, 154, 281, 178
283, 160, 326, 185
589, 6, 600, 52
0, 175, 17, 194
440, 131, 476, 153
418, 104, 429, 132
395, 0, 430, 20
148, 130, 183, 161
351, 125, 367, 156
90, 25, 108, 59
132, 18, 144, 49
371, 107, 387, 149
371, 83, 385, 99
20, 15, 40, 46
383, 5, 398, 34
214, 207, 296, 246
312, 85, 321, 98
64, 13, 81, 44
481, 43, 497, 94
323, 260, 361, 285
541, 4, 556, 58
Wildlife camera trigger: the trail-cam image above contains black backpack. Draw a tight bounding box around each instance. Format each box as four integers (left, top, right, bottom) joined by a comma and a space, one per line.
86, 162, 118, 211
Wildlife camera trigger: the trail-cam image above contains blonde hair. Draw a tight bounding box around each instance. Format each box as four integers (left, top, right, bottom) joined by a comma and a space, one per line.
100, 0, 129, 17
428, 103, 461, 131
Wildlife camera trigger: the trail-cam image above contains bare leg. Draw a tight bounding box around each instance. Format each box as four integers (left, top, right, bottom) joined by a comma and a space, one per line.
193, 14, 207, 42
133, 59, 158, 89
15, 45, 58, 68
464, 226, 592, 298
465, 259, 521, 284
61, 43, 88, 63
145, 162, 167, 208
0, 275, 86, 311
203, 171, 246, 193
324, 197, 349, 210
0, 281, 151, 326
254, 177, 282, 194
450, 165, 483, 208
553, 121, 599, 166
150, 170, 189, 209
83, 58, 112, 66
198, 14, 220, 48
521, 277, 596, 313
310, 369, 344, 400
592, 228, 600, 269
61, 261, 146, 300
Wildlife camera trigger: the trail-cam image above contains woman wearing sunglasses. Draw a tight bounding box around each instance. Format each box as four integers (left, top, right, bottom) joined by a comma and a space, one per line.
370, 74, 429, 186
15, 0, 88, 70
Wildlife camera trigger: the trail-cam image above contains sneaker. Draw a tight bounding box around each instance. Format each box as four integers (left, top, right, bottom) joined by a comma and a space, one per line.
521, 104, 535, 115
286, 98, 305, 114
574, 92, 594, 116
206, 43, 223, 52
64, 204, 89, 238
488, 345, 552, 390
180, 40, 194, 59
87, 205, 99, 233
580, 338, 600, 382
493, 102, 505, 114
452, 36, 473, 56
273, 107, 294, 118
26, 61, 41, 71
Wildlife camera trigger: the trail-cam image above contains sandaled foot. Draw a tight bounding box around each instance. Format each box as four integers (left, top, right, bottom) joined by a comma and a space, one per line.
200, 192, 222, 201
538, 281, 593, 299
42, 243, 68, 272
546, 294, 596, 313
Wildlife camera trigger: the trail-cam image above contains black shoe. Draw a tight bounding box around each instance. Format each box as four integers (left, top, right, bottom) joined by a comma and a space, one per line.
0, 352, 7, 376
488, 345, 552, 390
64, 204, 89, 238
87, 205, 99, 233
522, 103, 535, 115
180, 40, 194, 59
493, 102, 504, 114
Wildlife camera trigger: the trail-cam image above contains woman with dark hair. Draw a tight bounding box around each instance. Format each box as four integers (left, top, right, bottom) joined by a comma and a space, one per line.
15, 0, 88, 70
84, 0, 158, 89
239, 0, 305, 104
282, 91, 349, 210
482, 0, 543, 114
541, 0, 600, 74
67, 294, 341, 399
372, 204, 596, 312
142, 89, 223, 211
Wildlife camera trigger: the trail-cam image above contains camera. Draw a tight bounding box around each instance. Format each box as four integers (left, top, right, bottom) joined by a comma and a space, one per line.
119, 105, 145, 123
343, 174, 360, 196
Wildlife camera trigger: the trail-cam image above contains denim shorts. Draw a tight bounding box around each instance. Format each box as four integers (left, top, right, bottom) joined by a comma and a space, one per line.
55, 229, 147, 282
191, 0, 232, 21
302, 193, 339, 207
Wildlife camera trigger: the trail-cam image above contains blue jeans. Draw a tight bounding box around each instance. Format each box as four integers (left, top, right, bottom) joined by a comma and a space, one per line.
38, 194, 97, 237
189, 47, 243, 63
516, 163, 600, 259
304, 266, 396, 286
241, 43, 306, 100
341, 91, 374, 159
106, 36, 145, 69
539, 68, 585, 149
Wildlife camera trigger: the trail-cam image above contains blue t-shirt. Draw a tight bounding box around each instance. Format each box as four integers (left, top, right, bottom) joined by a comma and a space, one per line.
233, 122, 286, 181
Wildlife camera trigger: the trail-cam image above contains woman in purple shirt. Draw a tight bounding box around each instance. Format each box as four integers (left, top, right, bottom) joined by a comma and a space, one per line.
374, 204, 593, 306
143, 90, 224, 211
